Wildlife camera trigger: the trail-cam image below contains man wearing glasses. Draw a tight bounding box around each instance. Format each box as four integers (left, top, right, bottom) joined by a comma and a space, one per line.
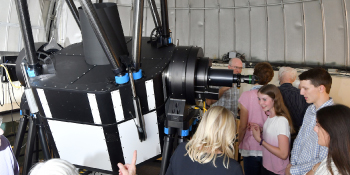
206, 58, 243, 118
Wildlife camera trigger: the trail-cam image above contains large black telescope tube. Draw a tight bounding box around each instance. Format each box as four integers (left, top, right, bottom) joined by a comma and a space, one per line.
78, 0, 125, 74
15, 0, 38, 68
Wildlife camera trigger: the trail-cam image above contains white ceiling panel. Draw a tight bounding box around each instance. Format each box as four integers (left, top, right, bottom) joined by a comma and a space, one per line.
304, 1, 323, 65
267, 6, 284, 63
345, 0, 350, 66
251, 7, 267, 61
118, 6, 132, 36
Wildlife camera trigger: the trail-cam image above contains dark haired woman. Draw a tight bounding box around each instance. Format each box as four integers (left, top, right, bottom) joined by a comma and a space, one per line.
305, 104, 350, 175
238, 62, 274, 175
251, 84, 294, 175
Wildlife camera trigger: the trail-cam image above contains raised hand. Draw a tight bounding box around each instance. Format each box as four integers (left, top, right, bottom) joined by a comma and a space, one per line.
118, 150, 137, 175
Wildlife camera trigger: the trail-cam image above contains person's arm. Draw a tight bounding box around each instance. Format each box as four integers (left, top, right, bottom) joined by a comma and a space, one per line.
238, 104, 248, 143
289, 146, 328, 175
304, 162, 321, 175
205, 99, 217, 106
218, 87, 230, 98
251, 124, 290, 159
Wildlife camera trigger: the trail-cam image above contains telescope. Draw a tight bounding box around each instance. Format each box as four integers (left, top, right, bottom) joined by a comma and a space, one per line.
11, 0, 258, 174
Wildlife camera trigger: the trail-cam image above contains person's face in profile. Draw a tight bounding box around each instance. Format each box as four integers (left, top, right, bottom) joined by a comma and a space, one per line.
300, 80, 320, 104
314, 120, 330, 147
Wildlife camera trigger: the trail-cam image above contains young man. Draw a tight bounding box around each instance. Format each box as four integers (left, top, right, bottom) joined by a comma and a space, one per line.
206, 58, 243, 118
285, 68, 333, 175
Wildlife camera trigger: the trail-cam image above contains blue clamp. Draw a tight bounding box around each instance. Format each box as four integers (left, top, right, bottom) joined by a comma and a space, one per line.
20, 110, 22, 115
115, 73, 129, 84
132, 69, 142, 80
27, 68, 36, 77
192, 118, 198, 125
164, 127, 169, 135
168, 37, 172, 44
189, 125, 193, 131
181, 129, 189, 136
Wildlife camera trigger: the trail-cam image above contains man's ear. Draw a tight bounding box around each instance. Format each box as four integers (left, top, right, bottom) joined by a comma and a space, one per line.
319, 85, 326, 93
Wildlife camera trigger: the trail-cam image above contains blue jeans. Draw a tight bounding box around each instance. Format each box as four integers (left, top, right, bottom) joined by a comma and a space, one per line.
243, 156, 262, 175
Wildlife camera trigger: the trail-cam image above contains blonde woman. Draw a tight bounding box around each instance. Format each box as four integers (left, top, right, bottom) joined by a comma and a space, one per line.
165, 106, 243, 175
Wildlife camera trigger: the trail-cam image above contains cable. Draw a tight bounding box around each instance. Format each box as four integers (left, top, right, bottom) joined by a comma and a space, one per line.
11, 86, 20, 107
0, 84, 4, 106
7, 82, 15, 134
0, 64, 21, 89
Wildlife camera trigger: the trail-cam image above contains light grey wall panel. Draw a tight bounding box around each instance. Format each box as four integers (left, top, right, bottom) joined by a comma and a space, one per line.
345, 0, 350, 66
117, 6, 132, 36
235, 0, 249, 6
7, 27, 20, 51
204, 9, 219, 58
0, 0, 11, 23
304, 1, 323, 65
205, 0, 217, 8
219, 0, 234, 7
219, 9, 234, 57
235, 8, 250, 60
0, 27, 6, 50
250, 7, 267, 61
168, 0, 176, 42
250, 0, 266, 6
175, 9, 190, 46
9, 1, 18, 24
28, 0, 43, 26
323, 0, 346, 66
284, 3, 303, 64
267, 6, 284, 63
189, 0, 204, 48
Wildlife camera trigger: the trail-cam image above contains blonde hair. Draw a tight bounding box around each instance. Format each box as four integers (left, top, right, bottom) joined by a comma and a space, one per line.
185, 106, 236, 168
29, 158, 79, 175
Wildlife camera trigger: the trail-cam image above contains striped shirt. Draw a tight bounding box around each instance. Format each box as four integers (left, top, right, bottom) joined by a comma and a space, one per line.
211, 85, 240, 118
290, 98, 334, 175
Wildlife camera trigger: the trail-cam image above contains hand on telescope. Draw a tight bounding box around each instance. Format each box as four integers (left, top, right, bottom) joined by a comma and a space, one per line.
118, 150, 137, 175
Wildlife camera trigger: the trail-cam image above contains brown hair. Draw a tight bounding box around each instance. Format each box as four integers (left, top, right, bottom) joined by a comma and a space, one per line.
258, 84, 295, 133
317, 105, 350, 175
298, 68, 332, 94
253, 62, 274, 85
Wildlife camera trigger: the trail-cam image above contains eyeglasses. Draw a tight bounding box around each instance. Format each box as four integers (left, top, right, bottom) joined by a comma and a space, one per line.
229, 65, 243, 70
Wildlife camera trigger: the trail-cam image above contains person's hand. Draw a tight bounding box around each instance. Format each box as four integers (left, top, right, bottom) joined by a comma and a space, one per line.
285, 164, 292, 175
118, 150, 137, 175
251, 123, 261, 142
